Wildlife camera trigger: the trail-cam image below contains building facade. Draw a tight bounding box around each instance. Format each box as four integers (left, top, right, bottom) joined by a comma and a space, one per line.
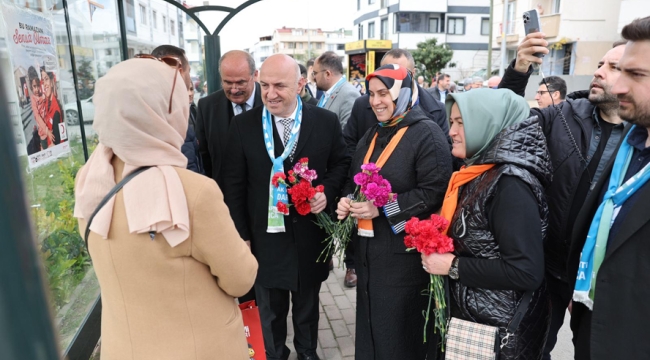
491, 0, 650, 76
354, 0, 493, 81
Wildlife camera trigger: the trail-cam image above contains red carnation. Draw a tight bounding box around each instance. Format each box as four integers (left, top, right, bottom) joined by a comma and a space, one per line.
276, 201, 289, 215
289, 175, 296, 183
272, 172, 286, 187
295, 200, 312, 216
315, 185, 324, 193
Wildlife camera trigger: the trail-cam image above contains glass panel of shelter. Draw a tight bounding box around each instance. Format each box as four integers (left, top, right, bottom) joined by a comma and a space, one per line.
0, 0, 122, 352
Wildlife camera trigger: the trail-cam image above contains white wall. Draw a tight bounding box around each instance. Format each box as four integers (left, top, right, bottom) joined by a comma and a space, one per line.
446, 12, 489, 43
617, 0, 650, 33
399, 0, 446, 13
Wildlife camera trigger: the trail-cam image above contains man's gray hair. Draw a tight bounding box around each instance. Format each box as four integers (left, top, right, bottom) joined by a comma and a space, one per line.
381, 48, 415, 71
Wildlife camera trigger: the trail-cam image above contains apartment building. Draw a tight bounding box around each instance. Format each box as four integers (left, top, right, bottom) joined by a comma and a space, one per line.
354, 0, 492, 81
250, 35, 273, 68
492, 0, 650, 76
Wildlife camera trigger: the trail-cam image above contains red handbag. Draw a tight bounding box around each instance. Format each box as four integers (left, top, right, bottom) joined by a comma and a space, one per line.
239, 300, 266, 360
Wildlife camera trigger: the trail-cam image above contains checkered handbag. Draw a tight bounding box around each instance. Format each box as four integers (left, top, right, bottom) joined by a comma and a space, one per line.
445, 291, 533, 360
446, 317, 500, 359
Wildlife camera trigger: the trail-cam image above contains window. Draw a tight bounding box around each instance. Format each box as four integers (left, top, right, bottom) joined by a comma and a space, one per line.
170, 20, 175, 35
152, 10, 157, 29
125, 0, 136, 32
328, 44, 335, 51
105, 49, 112, 55
447, 17, 465, 35
506, 1, 516, 34
316, 43, 322, 49
381, 18, 388, 39
337, 44, 345, 50
357, 0, 360, 10
298, 42, 303, 49
395, 12, 428, 33
287, 42, 295, 49
481, 17, 490, 35
162, 15, 167, 32
139, 4, 146, 25
552, 0, 561, 13
358, 24, 363, 39
381, 0, 387, 7
368, 0, 375, 4
429, 17, 439, 33
368, 21, 375, 38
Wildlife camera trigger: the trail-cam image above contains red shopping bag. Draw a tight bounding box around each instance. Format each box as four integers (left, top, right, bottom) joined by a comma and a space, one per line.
239, 300, 266, 360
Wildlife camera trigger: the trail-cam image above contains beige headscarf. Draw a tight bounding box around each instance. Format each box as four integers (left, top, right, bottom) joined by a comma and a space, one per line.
74, 58, 190, 247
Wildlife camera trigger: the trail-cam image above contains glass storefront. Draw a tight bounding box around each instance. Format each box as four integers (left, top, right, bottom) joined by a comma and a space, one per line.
0, 0, 201, 354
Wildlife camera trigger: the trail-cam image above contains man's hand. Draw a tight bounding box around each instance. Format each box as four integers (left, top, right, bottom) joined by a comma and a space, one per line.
310, 192, 327, 214
349, 201, 379, 220
514, 32, 549, 74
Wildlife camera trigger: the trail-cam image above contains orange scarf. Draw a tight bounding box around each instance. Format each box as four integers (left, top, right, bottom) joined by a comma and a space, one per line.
358, 127, 408, 237
439, 164, 495, 234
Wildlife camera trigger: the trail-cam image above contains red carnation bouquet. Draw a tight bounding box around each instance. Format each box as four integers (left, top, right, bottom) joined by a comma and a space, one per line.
271, 158, 336, 246
404, 214, 454, 349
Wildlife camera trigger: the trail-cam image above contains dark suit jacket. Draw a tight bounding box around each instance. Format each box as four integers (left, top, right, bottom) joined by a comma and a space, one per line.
195, 83, 263, 187
342, 85, 449, 156
222, 103, 351, 291
567, 125, 650, 360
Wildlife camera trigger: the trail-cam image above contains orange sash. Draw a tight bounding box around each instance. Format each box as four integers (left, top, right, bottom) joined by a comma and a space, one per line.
439, 164, 495, 234
357, 127, 408, 237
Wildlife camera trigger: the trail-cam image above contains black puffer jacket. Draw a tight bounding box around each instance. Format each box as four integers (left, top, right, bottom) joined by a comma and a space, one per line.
449, 116, 552, 360
499, 61, 626, 281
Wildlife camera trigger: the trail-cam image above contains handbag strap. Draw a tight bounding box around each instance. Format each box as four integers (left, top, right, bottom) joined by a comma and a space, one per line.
83, 166, 152, 250
506, 290, 533, 334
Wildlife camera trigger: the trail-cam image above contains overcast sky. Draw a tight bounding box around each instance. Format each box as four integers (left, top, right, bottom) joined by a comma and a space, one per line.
193, 0, 358, 52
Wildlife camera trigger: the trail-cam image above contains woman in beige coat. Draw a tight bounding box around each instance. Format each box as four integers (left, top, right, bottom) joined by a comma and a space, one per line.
74, 58, 258, 360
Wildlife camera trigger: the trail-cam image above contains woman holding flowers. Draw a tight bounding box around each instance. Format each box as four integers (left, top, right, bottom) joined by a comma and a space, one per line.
422, 89, 551, 359
336, 64, 452, 359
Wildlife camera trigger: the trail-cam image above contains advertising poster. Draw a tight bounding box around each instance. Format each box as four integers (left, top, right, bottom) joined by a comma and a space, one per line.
2, 3, 69, 168
349, 53, 366, 81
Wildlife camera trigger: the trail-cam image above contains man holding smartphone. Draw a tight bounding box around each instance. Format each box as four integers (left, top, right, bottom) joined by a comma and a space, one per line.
499, 32, 628, 360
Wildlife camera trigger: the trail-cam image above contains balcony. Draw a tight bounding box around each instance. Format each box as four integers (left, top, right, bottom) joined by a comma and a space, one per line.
540, 14, 561, 38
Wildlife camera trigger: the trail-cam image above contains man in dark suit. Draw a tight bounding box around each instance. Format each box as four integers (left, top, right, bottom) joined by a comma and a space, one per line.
195, 50, 263, 188
340, 49, 451, 287
567, 16, 650, 360
223, 54, 350, 360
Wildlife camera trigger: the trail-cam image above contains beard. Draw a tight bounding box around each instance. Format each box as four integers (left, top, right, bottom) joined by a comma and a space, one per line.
618, 94, 650, 127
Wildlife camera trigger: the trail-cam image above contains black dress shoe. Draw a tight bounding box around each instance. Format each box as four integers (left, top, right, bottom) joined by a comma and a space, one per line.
297, 351, 320, 360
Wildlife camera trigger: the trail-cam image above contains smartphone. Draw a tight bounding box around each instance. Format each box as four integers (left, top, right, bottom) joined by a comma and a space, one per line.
523, 9, 545, 58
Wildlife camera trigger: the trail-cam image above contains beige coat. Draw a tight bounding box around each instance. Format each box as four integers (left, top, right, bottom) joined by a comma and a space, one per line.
80, 158, 258, 360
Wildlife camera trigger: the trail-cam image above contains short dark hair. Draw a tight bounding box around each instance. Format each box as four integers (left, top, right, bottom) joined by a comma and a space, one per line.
151, 45, 189, 70
219, 50, 256, 76
306, 58, 315, 68
298, 63, 308, 78
621, 16, 650, 42
381, 49, 415, 70
613, 40, 628, 48
437, 73, 450, 82
539, 76, 567, 99
315, 51, 343, 75
28, 66, 39, 86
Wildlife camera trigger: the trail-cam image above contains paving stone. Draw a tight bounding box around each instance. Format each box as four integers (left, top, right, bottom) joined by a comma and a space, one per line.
337, 336, 355, 357
330, 319, 350, 337
328, 281, 345, 296
319, 292, 335, 306
344, 289, 357, 303
323, 304, 343, 320
326, 272, 338, 284
323, 347, 343, 360
318, 315, 330, 330
334, 295, 352, 309
318, 328, 337, 348
341, 308, 356, 325
347, 324, 356, 338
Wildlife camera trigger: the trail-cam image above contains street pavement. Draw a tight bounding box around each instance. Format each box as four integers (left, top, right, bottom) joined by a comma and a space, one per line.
284, 257, 575, 360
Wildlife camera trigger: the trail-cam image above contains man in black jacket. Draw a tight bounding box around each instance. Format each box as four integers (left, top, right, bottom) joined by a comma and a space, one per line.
195, 50, 263, 189
568, 16, 650, 359
223, 54, 350, 360
340, 48, 450, 288
499, 33, 627, 360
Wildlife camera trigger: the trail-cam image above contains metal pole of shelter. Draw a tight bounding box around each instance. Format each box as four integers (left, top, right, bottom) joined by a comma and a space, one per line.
499, 0, 509, 76
487, 0, 494, 78
204, 34, 222, 94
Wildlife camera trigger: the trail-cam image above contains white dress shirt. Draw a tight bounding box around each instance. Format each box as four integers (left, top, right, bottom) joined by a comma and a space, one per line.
231, 86, 257, 116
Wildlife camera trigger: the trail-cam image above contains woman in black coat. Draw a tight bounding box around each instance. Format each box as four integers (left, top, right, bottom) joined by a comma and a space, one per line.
422, 89, 552, 360
336, 64, 452, 360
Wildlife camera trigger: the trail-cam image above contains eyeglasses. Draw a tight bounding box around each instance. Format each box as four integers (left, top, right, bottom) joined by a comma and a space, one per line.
535, 90, 556, 96
312, 69, 328, 78
222, 77, 252, 90
134, 54, 182, 114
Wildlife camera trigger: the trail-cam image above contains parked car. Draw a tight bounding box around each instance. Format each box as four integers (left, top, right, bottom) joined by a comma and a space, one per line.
64, 96, 94, 125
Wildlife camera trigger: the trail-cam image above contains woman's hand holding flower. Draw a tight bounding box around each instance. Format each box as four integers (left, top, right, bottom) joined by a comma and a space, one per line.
349, 201, 379, 220
421, 253, 456, 275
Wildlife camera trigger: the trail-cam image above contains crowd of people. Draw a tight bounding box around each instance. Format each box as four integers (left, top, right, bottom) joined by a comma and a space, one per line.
72, 15, 650, 360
